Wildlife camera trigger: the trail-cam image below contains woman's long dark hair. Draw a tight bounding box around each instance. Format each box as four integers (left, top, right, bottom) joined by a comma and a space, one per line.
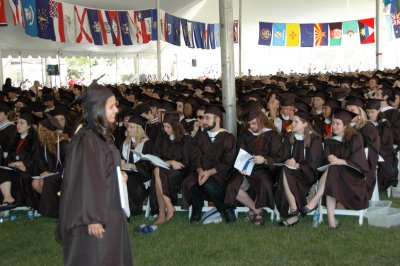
170, 121, 186, 142
83, 98, 115, 142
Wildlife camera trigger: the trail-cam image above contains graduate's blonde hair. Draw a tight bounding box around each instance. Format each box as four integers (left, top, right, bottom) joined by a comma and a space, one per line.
124, 123, 147, 145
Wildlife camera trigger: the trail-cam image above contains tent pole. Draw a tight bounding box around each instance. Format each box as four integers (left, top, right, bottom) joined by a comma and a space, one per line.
41, 57, 44, 85
156, 0, 161, 82
238, 0, 242, 77
219, 0, 237, 135
135, 54, 140, 84
115, 53, 118, 84
0, 49, 3, 86
19, 52, 24, 84
88, 53, 92, 82
376, 0, 382, 70
57, 51, 61, 88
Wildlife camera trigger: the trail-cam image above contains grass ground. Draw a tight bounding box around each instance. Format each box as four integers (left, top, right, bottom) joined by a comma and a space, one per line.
1, 193, 400, 266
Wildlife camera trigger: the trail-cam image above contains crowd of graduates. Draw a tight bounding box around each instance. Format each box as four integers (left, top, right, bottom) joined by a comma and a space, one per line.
0, 68, 399, 228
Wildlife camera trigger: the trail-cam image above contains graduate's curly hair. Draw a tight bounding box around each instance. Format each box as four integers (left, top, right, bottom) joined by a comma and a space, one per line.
83, 99, 115, 142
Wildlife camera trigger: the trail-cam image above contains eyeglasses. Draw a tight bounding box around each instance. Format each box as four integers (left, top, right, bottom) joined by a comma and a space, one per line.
196, 115, 204, 119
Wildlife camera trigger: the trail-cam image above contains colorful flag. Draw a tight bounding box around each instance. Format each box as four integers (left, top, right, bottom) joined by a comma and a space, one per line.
300, 23, 314, 47
272, 23, 286, 46
202, 23, 209, 49
118, 11, 132, 45
258, 22, 273, 46
392, 11, 400, 26
385, 15, 395, 40
329, 22, 342, 46
166, 13, 180, 46
181, 18, 194, 48
208, 23, 216, 49
214, 24, 220, 47
342, 20, 359, 46
21, 0, 37, 36
134, 9, 152, 43
394, 23, 400, 38
391, 0, 399, 14
0, 0, 7, 26
62, 2, 75, 43
87, 8, 104, 45
105, 11, 121, 46
49, 0, 66, 42
158, 9, 167, 42
9, 0, 23, 26
314, 23, 328, 46
233, 19, 239, 43
286, 23, 300, 46
36, 0, 55, 40
151, 8, 157, 40
193, 21, 204, 49
74, 5, 93, 44
358, 18, 375, 44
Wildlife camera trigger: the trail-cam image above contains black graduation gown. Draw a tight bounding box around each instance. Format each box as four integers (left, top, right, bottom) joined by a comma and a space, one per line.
121, 139, 154, 216
0, 132, 42, 207
382, 107, 400, 149
323, 134, 369, 210
181, 130, 237, 210
274, 133, 323, 218
152, 134, 191, 204
374, 118, 399, 190
358, 122, 380, 199
0, 121, 17, 156
57, 128, 133, 266
224, 128, 285, 209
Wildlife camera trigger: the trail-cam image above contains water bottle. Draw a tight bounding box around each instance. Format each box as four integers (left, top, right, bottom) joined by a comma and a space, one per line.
27, 210, 35, 221
312, 211, 320, 228
141, 225, 158, 234
135, 224, 147, 233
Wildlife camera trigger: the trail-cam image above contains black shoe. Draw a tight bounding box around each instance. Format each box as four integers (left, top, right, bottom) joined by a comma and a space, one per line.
222, 208, 236, 223
278, 219, 299, 228
190, 210, 202, 223
300, 205, 318, 216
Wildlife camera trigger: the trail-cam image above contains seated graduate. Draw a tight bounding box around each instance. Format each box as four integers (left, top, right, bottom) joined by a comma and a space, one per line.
274, 110, 323, 227
225, 102, 285, 225
345, 96, 380, 199
152, 111, 191, 225
0, 111, 42, 209
365, 99, 399, 191
32, 113, 69, 217
303, 108, 369, 228
181, 105, 237, 223
120, 112, 154, 216
0, 102, 17, 165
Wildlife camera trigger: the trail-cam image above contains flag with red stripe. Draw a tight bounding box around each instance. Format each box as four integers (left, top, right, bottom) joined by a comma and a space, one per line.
49, 0, 65, 42
0, 0, 7, 26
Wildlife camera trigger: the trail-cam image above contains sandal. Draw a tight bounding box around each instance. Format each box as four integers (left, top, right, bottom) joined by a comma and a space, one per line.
244, 211, 255, 222
253, 211, 265, 226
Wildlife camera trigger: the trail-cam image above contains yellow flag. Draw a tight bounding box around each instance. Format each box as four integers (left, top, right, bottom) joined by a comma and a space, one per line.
286, 23, 300, 46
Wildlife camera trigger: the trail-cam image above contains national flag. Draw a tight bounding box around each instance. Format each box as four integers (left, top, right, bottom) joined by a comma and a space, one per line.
36, 0, 55, 40
105, 11, 121, 46
342, 20, 359, 46
314, 23, 328, 46
272, 23, 286, 46
300, 23, 314, 47
258, 22, 272, 46
329, 22, 342, 46
62, 2, 74, 43
9, 0, 23, 26
135, 9, 152, 43
193, 21, 205, 49
158, 9, 167, 41
208, 23, 216, 49
87, 8, 104, 45
21, 0, 37, 36
202, 23, 209, 49
126, 11, 141, 44
214, 24, 220, 47
151, 8, 157, 40
286, 23, 300, 46
233, 19, 239, 43
358, 18, 375, 44
0, 0, 7, 26
49, 0, 65, 42
394, 23, 400, 38
392, 11, 400, 26
181, 18, 195, 48
74, 5, 93, 44
391, 0, 400, 14
166, 13, 180, 46
118, 11, 132, 45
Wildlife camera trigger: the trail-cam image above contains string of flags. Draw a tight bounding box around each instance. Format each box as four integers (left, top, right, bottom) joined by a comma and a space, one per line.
0, 0, 399, 48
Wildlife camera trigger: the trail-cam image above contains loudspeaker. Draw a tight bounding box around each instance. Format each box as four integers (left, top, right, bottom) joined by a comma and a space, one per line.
192, 59, 197, 67
47, 64, 59, 76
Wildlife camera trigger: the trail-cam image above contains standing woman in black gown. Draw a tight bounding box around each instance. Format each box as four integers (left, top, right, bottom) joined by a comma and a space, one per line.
57, 83, 133, 265
274, 110, 323, 227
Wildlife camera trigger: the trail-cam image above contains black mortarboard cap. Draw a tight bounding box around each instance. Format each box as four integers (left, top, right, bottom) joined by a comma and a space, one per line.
40, 113, 62, 131
365, 98, 384, 110
245, 101, 264, 121
204, 104, 225, 118
332, 108, 357, 124
19, 110, 34, 125
157, 99, 176, 112
71, 82, 114, 111
0, 102, 11, 113
294, 110, 313, 122
345, 96, 364, 108
163, 111, 181, 124
323, 98, 340, 109
127, 112, 147, 128
50, 105, 68, 117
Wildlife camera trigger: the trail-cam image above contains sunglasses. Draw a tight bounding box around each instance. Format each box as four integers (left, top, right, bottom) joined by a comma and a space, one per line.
196, 115, 204, 119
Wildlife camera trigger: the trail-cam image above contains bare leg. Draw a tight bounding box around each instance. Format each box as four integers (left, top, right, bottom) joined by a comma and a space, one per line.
326, 195, 337, 227
32, 179, 43, 194
236, 188, 261, 214
305, 169, 328, 210
163, 196, 175, 221
0, 182, 15, 204
282, 170, 297, 212
153, 168, 167, 225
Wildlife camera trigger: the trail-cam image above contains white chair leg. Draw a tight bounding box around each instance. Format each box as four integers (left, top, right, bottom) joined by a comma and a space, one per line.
144, 197, 150, 218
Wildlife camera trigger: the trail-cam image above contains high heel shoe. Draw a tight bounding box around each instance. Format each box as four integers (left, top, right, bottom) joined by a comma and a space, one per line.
300, 205, 318, 216
328, 220, 341, 229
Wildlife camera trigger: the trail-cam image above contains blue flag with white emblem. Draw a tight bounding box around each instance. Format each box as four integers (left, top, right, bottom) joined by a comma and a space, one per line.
22, 0, 38, 36
86, 9, 103, 45
35, 0, 55, 40
258, 22, 272, 46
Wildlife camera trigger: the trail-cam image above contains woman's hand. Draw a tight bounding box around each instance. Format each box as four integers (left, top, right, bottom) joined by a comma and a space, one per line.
285, 158, 297, 167
9, 161, 26, 172
251, 155, 266, 165
169, 160, 184, 170
121, 171, 128, 183
328, 155, 347, 165
88, 223, 105, 239
40, 171, 51, 176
